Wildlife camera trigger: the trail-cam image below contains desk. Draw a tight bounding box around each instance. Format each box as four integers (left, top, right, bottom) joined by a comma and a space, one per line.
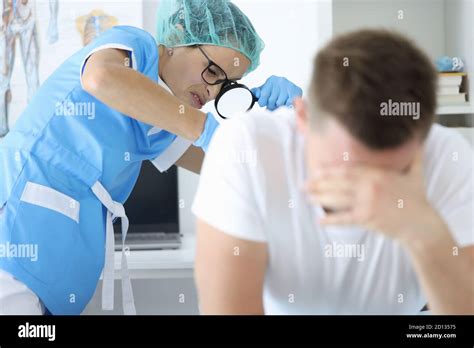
112, 234, 196, 280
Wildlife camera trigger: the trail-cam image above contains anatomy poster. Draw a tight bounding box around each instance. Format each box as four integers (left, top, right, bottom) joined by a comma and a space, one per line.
1, 0, 143, 133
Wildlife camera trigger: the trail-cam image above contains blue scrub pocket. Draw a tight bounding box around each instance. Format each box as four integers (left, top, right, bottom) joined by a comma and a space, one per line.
11, 181, 81, 285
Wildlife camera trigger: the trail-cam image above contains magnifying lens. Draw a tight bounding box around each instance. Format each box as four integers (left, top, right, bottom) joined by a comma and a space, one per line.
214, 81, 258, 119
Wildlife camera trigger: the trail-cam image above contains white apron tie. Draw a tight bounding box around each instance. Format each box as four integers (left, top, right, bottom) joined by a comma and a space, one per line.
91, 181, 136, 315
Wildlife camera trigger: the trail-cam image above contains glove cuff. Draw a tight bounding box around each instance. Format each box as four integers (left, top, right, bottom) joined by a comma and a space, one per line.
193, 112, 220, 152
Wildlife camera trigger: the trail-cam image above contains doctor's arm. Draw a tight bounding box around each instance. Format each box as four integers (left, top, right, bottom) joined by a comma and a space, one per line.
82, 48, 207, 142
195, 219, 268, 314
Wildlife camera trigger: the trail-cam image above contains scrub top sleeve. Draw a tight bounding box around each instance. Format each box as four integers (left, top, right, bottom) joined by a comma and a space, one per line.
79, 26, 155, 88
150, 136, 193, 172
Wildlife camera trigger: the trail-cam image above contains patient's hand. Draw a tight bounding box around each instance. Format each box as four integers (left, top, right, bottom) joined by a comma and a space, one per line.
303, 150, 443, 242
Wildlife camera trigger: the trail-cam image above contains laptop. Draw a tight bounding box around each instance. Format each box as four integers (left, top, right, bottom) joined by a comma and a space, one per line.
114, 160, 181, 250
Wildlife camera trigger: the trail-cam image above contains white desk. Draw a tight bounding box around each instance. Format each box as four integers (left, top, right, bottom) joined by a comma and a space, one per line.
112, 234, 196, 280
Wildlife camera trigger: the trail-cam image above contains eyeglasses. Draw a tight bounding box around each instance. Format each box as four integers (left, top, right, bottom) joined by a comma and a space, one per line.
196, 45, 233, 86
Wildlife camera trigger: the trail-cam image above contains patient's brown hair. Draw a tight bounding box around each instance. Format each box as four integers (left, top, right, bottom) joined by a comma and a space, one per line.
309, 29, 437, 149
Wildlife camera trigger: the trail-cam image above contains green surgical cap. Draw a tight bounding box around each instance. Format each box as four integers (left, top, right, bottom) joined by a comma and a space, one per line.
156, 0, 265, 74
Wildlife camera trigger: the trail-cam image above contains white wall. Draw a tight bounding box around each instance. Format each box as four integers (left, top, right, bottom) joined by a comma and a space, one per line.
332, 0, 446, 60
229, 0, 330, 92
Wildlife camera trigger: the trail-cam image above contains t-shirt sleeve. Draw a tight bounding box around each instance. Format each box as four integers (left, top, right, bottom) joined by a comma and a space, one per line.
79, 26, 155, 86
425, 127, 474, 247
191, 117, 267, 242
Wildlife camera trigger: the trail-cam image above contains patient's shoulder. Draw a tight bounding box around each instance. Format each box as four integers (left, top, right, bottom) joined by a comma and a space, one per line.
424, 123, 473, 200
220, 108, 297, 147
426, 124, 472, 148
209, 108, 299, 183
424, 124, 473, 165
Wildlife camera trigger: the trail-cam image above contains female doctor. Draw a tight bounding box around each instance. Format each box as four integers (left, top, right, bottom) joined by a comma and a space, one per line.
0, 0, 302, 315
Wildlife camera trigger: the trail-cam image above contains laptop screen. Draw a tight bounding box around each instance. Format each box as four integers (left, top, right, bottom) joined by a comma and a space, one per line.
114, 160, 179, 233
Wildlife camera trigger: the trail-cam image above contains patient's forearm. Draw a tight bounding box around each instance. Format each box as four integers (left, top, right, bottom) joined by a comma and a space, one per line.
402, 213, 474, 314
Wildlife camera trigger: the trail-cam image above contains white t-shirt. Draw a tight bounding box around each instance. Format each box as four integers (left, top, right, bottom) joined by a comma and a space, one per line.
192, 108, 474, 315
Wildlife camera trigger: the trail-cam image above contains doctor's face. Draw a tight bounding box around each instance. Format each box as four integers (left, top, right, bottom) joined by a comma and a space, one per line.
160, 45, 250, 109
294, 98, 421, 178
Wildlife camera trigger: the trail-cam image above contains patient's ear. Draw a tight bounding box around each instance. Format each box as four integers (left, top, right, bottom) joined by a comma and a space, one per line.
294, 97, 308, 134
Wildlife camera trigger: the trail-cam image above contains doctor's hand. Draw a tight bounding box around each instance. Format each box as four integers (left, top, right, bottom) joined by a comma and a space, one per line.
251, 76, 302, 111
302, 150, 444, 243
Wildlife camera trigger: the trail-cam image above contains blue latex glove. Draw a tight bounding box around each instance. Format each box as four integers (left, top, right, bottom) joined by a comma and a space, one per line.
251, 76, 303, 111
193, 112, 220, 152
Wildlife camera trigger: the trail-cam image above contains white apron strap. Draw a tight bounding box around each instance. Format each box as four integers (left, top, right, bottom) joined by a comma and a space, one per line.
91, 181, 136, 315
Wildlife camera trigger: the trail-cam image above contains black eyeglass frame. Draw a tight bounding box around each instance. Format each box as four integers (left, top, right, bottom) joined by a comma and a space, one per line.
194, 45, 236, 86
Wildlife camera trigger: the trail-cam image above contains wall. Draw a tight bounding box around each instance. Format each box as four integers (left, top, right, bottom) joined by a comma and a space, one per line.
445, 0, 474, 104
332, 0, 445, 61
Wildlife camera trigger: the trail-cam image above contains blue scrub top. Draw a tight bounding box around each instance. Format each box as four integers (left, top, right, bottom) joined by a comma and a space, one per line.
1, 25, 183, 206
0, 26, 190, 314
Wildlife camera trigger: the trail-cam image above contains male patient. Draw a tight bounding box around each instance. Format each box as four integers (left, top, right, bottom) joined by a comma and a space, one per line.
191, 30, 474, 314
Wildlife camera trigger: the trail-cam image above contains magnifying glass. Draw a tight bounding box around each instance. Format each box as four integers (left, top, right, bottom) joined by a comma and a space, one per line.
214, 81, 258, 119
